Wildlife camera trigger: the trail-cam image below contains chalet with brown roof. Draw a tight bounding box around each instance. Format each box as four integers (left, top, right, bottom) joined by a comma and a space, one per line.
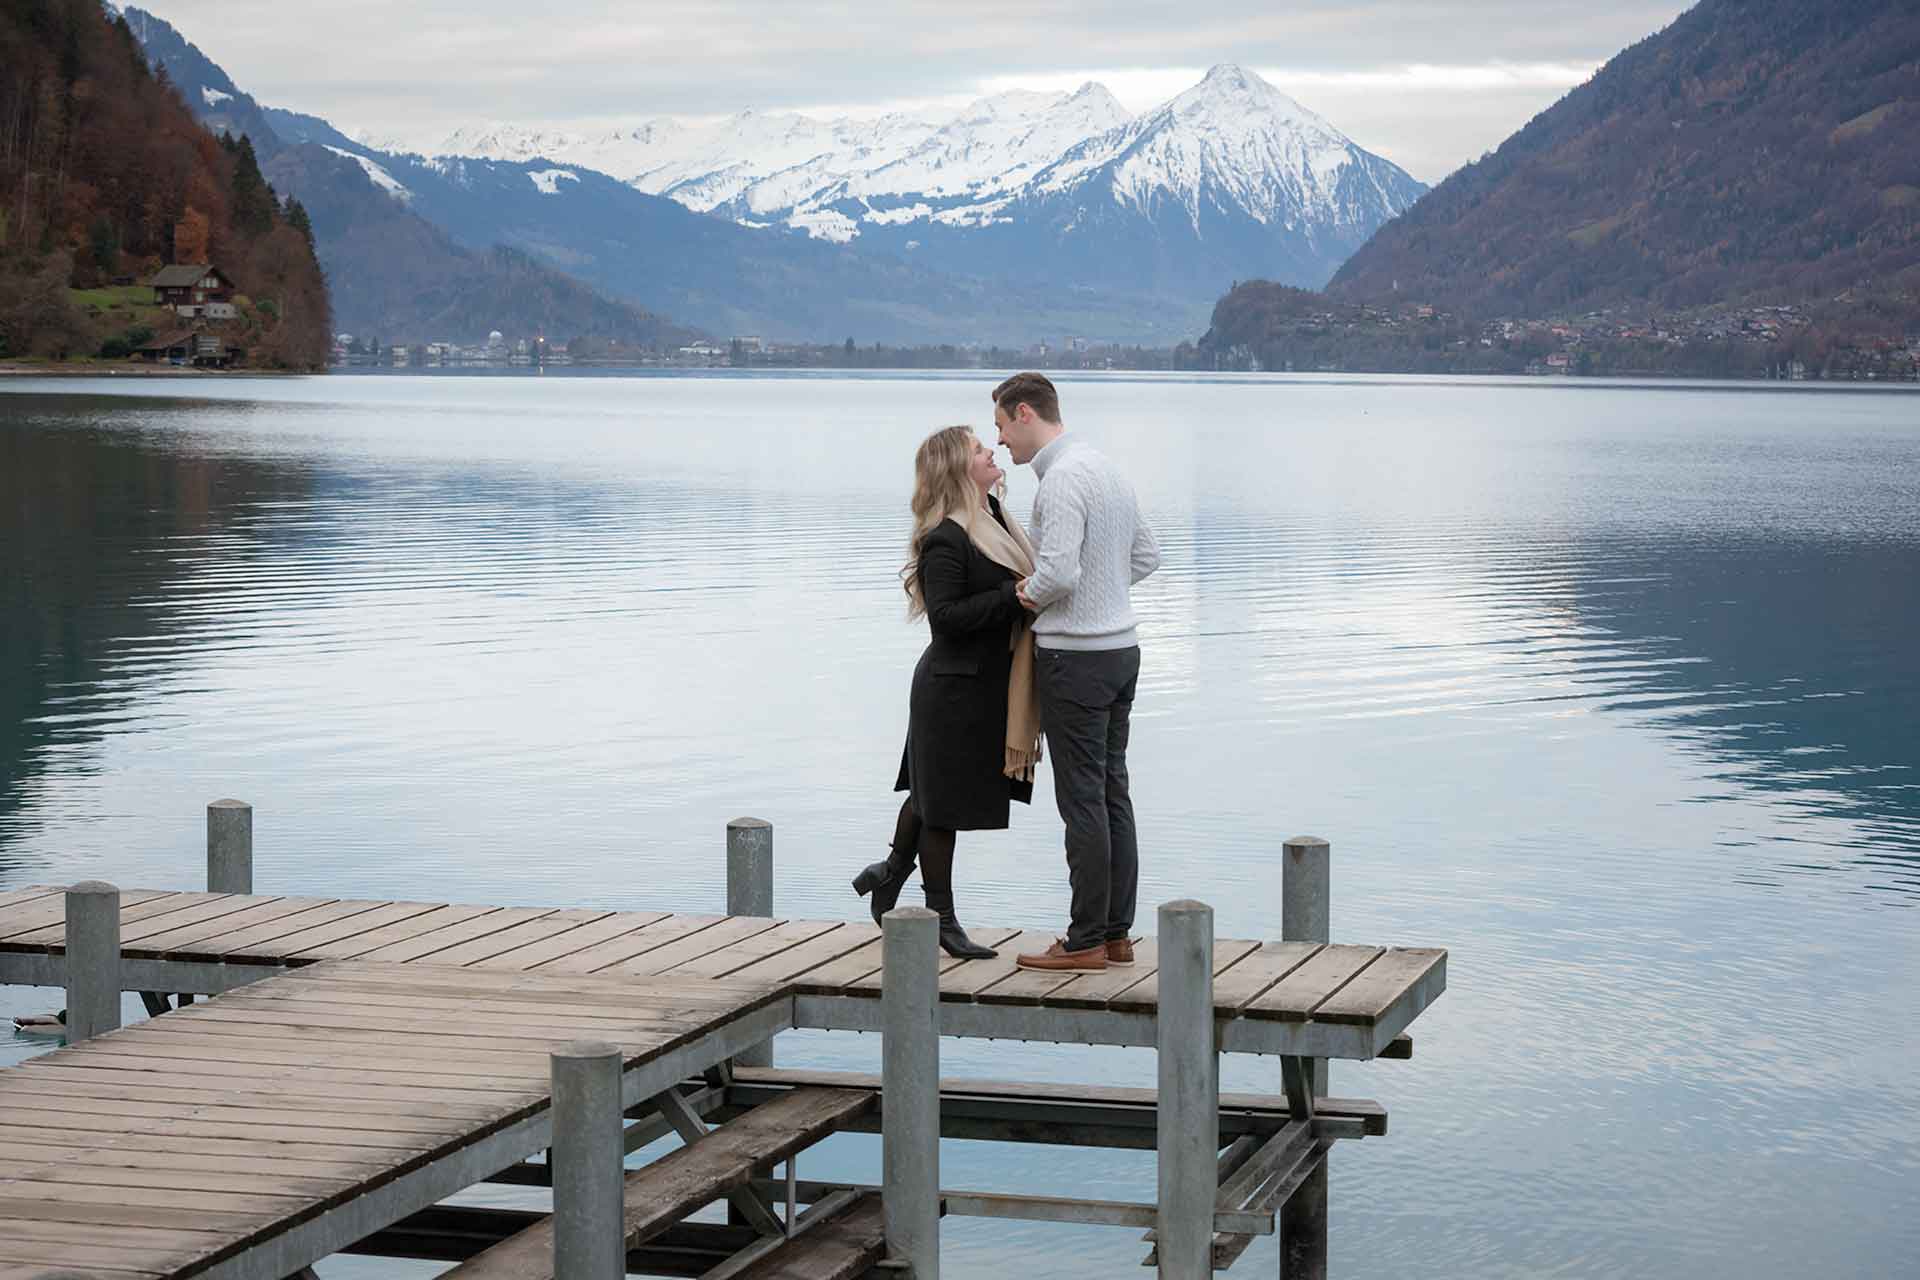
146, 264, 237, 320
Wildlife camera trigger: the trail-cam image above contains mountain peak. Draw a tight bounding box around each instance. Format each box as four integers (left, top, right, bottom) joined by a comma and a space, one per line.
1067, 81, 1127, 115
1170, 63, 1331, 135
1201, 63, 1256, 87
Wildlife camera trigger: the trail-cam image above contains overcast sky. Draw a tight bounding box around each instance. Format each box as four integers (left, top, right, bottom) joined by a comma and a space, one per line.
136, 0, 1693, 182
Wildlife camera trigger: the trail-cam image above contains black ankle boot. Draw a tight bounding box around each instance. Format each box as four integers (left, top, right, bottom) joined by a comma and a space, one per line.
922, 888, 996, 960
852, 850, 915, 926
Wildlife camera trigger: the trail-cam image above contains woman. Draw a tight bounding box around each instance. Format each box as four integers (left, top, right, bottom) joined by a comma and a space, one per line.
853, 425, 1042, 959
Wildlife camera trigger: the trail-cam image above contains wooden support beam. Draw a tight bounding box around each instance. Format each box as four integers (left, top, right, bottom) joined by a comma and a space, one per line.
654, 1085, 788, 1237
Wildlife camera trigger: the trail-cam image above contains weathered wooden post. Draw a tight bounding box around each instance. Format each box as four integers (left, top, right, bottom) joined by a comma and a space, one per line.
551, 1039, 625, 1279
65, 881, 121, 1042
1281, 836, 1331, 1280
727, 817, 775, 1068
882, 905, 940, 1280
207, 798, 253, 894
1157, 899, 1218, 1279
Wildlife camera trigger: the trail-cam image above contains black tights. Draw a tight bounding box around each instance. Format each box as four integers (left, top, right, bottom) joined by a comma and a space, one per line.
889, 797, 955, 899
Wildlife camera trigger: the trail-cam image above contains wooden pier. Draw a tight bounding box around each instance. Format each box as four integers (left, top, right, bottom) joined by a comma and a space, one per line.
0, 808, 1447, 1279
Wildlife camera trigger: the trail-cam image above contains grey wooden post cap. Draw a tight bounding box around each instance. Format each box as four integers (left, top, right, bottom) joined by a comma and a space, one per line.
553, 1040, 621, 1061
208, 798, 251, 811
727, 817, 772, 830
67, 879, 118, 896
1284, 835, 1330, 851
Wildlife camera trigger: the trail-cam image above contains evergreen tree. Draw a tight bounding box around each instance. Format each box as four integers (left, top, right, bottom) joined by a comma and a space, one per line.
230, 134, 275, 234
283, 197, 315, 252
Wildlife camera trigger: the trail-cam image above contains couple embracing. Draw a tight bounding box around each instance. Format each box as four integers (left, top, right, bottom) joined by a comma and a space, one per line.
853, 373, 1161, 972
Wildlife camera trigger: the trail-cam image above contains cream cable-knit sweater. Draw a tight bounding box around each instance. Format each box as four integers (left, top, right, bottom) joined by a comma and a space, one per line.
1023, 434, 1161, 651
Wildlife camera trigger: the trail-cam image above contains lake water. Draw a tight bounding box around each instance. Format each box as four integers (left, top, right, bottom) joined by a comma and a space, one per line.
2, 370, 1916, 1278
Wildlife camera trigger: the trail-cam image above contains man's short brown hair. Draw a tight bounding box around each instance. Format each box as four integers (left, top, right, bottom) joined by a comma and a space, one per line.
992, 371, 1061, 425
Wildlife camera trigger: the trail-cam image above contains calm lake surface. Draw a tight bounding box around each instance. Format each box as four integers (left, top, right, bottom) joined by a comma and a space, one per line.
2, 371, 1916, 1278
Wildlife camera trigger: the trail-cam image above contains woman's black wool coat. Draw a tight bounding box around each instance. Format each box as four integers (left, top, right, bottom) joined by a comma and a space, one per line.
894, 502, 1034, 830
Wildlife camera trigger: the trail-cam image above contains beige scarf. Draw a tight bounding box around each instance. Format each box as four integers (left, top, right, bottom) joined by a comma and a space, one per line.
960, 495, 1043, 781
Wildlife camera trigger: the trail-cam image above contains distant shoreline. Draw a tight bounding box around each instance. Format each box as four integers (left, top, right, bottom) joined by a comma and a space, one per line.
4, 364, 1916, 396
0, 362, 306, 378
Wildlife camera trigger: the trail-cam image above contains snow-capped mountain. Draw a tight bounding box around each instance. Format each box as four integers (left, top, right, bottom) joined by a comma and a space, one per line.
405, 84, 1137, 240
1037, 66, 1412, 238
402, 65, 1423, 292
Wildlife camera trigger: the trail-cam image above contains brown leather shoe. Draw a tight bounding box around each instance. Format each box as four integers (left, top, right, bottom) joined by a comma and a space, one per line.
1016, 938, 1108, 971
1105, 938, 1136, 966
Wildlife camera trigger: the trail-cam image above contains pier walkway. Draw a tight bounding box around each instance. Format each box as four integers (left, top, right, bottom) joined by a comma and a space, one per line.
0, 885, 1440, 1060
0, 817, 1447, 1279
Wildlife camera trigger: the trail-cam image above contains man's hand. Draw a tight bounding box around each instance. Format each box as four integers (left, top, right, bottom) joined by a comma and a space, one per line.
1016, 578, 1038, 612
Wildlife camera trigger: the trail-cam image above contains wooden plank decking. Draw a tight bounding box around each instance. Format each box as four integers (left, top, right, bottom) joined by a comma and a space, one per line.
0, 961, 788, 1279
0, 886, 1445, 1058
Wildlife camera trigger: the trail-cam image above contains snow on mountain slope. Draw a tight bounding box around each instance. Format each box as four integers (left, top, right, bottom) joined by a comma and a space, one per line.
527, 168, 581, 194
840, 83, 1131, 203
407, 66, 1416, 251
324, 145, 413, 203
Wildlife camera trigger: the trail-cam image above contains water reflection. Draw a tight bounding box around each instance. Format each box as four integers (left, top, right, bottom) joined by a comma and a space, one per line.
0, 401, 317, 880
1557, 534, 1918, 897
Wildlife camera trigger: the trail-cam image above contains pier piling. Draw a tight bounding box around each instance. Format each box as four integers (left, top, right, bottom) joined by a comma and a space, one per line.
64, 880, 121, 1041
1157, 899, 1219, 1279
207, 798, 254, 894
551, 1039, 626, 1278
727, 817, 776, 1068
1281, 836, 1332, 1280
882, 905, 941, 1280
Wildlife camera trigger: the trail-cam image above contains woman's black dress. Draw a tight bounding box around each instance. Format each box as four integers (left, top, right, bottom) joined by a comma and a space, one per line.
894, 499, 1034, 830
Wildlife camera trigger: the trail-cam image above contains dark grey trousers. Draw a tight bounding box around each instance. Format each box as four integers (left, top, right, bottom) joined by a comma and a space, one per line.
1035, 645, 1142, 954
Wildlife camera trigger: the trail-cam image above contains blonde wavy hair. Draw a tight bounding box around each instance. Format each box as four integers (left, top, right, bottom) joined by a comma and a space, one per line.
902, 424, 995, 619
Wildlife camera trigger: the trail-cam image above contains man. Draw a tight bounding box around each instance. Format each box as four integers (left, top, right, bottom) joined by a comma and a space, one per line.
992, 372, 1161, 972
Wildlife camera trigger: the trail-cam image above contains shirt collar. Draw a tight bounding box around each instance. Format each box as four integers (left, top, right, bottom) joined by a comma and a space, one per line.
1031, 432, 1075, 478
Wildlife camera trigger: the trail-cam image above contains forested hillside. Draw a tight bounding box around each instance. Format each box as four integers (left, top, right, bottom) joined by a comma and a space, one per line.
0, 0, 330, 366
1329, 0, 1920, 316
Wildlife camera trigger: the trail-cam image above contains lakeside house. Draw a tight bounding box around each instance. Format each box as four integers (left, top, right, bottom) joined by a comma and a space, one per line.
147, 264, 236, 321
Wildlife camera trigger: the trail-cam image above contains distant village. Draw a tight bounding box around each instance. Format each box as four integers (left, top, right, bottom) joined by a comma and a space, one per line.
332, 331, 761, 369
326, 330, 1155, 372
1199, 296, 1920, 381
